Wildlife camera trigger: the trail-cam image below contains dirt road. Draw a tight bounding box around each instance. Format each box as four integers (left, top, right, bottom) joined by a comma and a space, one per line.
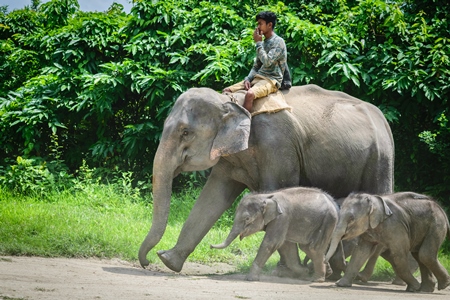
1, 256, 449, 299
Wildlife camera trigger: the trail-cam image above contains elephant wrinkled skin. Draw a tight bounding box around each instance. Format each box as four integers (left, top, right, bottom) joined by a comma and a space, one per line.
326, 192, 450, 292
138, 84, 395, 274
211, 187, 339, 282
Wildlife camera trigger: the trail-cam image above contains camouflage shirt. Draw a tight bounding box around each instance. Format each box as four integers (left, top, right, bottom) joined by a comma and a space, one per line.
245, 32, 287, 88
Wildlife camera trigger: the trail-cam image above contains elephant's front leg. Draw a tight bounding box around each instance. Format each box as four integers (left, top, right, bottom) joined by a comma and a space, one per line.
356, 244, 385, 282
247, 230, 286, 281
337, 241, 375, 287
158, 174, 246, 272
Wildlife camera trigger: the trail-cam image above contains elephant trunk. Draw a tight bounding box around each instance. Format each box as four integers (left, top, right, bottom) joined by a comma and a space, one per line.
210, 225, 241, 250
138, 143, 177, 268
325, 223, 347, 263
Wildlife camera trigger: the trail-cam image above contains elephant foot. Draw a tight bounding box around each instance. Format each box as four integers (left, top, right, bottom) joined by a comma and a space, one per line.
406, 282, 421, 292
311, 274, 326, 283
246, 273, 260, 281
157, 249, 185, 272
336, 276, 353, 287
391, 276, 406, 286
327, 272, 342, 281
246, 264, 261, 281
272, 264, 297, 278
438, 276, 450, 290
272, 264, 308, 279
420, 282, 435, 293
356, 271, 371, 283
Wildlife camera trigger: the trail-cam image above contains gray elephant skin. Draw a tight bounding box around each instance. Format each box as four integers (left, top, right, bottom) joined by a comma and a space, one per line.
326, 192, 450, 292
138, 84, 395, 274
211, 187, 338, 282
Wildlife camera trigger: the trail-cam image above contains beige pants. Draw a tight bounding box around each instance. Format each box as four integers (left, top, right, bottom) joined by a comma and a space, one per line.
226, 75, 278, 99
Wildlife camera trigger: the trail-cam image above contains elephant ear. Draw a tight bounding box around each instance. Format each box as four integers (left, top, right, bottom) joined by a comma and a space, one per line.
369, 195, 393, 229
263, 195, 283, 225
210, 101, 251, 160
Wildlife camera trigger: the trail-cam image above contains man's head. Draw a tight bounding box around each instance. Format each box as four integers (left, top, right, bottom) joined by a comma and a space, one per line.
256, 11, 277, 29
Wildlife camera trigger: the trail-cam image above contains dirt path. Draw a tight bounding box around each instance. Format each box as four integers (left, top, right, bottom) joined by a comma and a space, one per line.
1, 256, 449, 300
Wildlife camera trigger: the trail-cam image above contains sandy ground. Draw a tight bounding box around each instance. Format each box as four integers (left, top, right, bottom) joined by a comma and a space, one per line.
1, 256, 449, 300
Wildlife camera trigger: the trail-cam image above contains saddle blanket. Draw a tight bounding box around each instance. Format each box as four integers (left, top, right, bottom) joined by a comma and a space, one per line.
226, 90, 292, 116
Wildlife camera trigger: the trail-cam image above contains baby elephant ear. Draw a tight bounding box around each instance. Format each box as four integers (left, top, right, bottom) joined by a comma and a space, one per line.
210, 102, 251, 160
263, 196, 283, 225
369, 195, 393, 229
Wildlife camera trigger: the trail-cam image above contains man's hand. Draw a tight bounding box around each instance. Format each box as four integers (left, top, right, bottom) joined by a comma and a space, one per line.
244, 80, 251, 90
253, 27, 263, 43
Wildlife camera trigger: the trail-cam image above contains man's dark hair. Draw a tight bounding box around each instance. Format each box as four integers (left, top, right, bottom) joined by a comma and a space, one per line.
256, 11, 277, 28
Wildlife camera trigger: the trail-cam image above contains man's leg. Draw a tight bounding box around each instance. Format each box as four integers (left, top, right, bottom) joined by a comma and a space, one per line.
247, 78, 278, 111
243, 89, 255, 111
223, 80, 246, 93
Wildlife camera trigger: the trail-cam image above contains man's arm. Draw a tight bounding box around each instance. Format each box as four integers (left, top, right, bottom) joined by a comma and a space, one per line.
245, 58, 262, 83
256, 37, 285, 68
244, 27, 264, 83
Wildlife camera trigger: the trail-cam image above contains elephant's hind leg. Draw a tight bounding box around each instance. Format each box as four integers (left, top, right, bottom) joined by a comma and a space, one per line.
383, 251, 420, 292
301, 245, 327, 282
411, 252, 435, 292
273, 242, 309, 279
416, 240, 450, 291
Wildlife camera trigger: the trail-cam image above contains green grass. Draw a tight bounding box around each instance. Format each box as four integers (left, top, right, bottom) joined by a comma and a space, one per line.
0, 184, 268, 270
0, 184, 449, 281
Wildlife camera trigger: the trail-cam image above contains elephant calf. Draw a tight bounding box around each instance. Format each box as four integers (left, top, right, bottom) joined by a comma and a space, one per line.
326, 192, 450, 292
211, 187, 338, 282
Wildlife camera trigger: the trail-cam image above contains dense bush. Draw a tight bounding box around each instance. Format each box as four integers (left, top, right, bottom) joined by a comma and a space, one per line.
0, 0, 449, 206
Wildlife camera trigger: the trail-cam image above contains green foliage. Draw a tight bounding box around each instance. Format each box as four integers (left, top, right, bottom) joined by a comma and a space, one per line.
0, 156, 63, 196
0, 0, 449, 206
39, 0, 79, 28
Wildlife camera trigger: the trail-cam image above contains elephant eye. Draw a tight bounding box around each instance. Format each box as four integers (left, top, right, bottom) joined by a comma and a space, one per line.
181, 130, 192, 140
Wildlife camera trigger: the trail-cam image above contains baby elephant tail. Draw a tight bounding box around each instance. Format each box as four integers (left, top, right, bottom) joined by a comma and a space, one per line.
447, 216, 450, 241
440, 205, 450, 240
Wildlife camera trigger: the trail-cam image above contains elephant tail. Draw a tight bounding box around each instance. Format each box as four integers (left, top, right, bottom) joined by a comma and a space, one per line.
439, 203, 450, 240
447, 214, 450, 241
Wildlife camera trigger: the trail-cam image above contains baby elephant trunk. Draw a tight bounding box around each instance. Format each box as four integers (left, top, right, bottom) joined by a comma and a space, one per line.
325, 224, 347, 263
210, 227, 240, 249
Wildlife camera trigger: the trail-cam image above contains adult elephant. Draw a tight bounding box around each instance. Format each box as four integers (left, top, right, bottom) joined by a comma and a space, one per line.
138, 84, 394, 273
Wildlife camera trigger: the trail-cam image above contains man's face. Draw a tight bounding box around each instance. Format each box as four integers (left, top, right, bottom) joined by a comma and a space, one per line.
257, 19, 271, 35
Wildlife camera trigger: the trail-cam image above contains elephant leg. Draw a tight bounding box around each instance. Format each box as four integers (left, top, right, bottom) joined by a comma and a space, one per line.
411, 252, 435, 292
382, 250, 420, 292
391, 253, 418, 286
247, 233, 285, 281
328, 241, 347, 281
357, 244, 385, 282
337, 241, 375, 287
301, 246, 327, 282
416, 240, 450, 291
158, 176, 246, 272
359, 147, 393, 196
273, 242, 308, 278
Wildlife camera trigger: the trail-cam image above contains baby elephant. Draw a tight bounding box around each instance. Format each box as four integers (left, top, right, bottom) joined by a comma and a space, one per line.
325, 192, 450, 292
211, 187, 338, 282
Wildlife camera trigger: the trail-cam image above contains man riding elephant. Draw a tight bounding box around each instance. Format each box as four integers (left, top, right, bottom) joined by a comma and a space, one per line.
223, 11, 289, 112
